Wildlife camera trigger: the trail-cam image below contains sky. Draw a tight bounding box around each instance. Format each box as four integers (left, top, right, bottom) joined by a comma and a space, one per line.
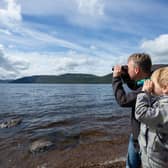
0, 0, 168, 79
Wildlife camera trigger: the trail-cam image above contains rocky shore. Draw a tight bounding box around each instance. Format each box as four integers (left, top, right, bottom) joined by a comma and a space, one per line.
79, 160, 125, 168
0, 134, 129, 168
0, 117, 129, 168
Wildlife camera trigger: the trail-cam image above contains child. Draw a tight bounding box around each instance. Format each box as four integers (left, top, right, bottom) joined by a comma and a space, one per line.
135, 67, 168, 168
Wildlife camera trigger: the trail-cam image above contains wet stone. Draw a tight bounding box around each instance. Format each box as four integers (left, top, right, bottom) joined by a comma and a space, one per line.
30, 139, 54, 153
37, 163, 48, 168
0, 118, 22, 128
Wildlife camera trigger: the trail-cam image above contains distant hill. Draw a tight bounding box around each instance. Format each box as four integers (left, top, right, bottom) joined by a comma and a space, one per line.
10, 73, 112, 84
0, 79, 13, 83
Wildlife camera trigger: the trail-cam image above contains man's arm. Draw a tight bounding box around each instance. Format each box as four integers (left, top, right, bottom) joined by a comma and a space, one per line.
112, 76, 140, 107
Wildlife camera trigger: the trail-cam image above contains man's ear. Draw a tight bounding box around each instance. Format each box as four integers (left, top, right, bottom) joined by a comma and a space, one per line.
135, 66, 140, 74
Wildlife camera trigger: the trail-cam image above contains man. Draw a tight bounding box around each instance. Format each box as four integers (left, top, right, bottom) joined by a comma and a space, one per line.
112, 53, 152, 168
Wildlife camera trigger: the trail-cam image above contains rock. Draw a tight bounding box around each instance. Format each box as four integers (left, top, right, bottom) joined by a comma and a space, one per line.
79, 161, 125, 168
30, 139, 54, 153
79, 157, 126, 168
0, 118, 22, 128
37, 163, 48, 168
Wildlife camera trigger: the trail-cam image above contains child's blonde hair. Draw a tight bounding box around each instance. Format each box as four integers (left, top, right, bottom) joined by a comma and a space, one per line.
151, 67, 168, 88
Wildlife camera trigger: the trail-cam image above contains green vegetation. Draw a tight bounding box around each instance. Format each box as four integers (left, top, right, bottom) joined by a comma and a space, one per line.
9, 73, 112, 84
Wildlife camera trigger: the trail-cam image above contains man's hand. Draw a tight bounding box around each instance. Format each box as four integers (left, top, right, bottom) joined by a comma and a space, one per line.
113, 65, 122, 77
142, 80, 153, 93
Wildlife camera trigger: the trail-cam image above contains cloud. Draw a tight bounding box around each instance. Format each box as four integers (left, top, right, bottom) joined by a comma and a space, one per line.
0, 45, 29, 79
0, 28, 11, 35
0, 0, 22, 27
19, 0, 106, 28
68, 0, 105, 27
22, 28, 85, 51
53, 52, 91, 72
141, 34, 168, 63
0, 0, 86, 52
3, 48, 121, 79
77, 0, 104, 16
18, 0, 168, 32
141, 34, 168, 55
0, 0, 90, 53
0, 24, 86, 53
19, 0, 105, 17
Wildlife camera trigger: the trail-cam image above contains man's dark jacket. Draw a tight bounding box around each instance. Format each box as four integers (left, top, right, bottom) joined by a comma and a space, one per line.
112, 76, 142, 145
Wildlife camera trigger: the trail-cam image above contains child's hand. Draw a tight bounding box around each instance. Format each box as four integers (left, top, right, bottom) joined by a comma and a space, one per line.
142, 80, 153, 93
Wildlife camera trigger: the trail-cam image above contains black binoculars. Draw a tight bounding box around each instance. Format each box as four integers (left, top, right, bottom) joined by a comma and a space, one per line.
112, 65, 128, 74
112, 65, 137, 89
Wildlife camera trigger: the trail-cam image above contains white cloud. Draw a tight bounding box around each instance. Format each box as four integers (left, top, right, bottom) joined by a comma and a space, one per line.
0, 28, 11, 35
77, 0, 104, 16
0, 0, 88, 53
0, 24, 86, 53
141, 34, 168, 63
17, 0, 168, 31
141, 34, 168, 55
68, 0, 105, 27
18, 0, 106, 28
3, 48, 127, 79
19, 0, 105, 17
0, 0, 22, 27
0, 45, 29, 79
22, 28, 85, 51
6, 50, 99, 77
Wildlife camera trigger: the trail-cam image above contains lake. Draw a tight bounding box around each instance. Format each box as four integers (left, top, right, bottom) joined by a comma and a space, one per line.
0, 84, 131, 167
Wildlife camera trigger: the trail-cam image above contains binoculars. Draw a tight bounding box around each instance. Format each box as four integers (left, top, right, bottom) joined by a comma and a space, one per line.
112, 65, 128, 74
112, 65, 138, 89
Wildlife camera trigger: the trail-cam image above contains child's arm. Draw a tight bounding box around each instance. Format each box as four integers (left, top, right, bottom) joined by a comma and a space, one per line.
135, 93, 162, 127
